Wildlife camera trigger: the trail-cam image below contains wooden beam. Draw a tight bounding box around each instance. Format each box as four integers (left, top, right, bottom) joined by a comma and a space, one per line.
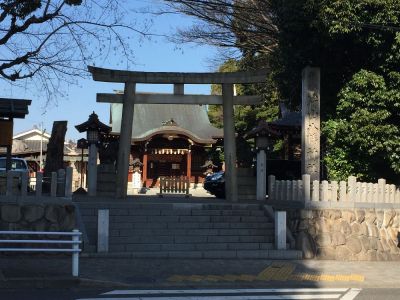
88, 66, 267, 84
96, 93, 262, 105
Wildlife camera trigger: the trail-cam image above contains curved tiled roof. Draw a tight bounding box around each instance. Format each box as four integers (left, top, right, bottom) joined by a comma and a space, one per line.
111, 104, 223, 144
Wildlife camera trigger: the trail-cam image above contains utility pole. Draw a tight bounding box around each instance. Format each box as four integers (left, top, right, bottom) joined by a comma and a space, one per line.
40, 122, 45, 172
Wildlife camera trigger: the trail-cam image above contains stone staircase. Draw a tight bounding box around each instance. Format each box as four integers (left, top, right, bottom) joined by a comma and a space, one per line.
76, 201, 301, 259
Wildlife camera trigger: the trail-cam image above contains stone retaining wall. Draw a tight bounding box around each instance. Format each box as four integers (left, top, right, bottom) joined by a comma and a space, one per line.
0, 202, 75, 231
290, 208, 400, 261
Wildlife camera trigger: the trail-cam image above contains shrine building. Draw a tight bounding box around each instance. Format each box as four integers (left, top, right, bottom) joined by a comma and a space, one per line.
110, 103, 223, 187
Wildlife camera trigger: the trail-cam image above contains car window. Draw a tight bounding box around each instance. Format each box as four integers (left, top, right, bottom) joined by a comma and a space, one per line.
0, 159, 27, 170
12, 160, 27, 170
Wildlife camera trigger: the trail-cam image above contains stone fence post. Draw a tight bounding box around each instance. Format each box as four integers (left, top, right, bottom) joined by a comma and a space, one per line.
347, 176, 357, 202
331, 181, 338, 202
268, 175, 275, 200
339, 181, 346, 202
36, 172, 43, 197
65, 167, 73, 198
302, 174, 311, 203
311, 180, 319, 202
378, 178, 385, 203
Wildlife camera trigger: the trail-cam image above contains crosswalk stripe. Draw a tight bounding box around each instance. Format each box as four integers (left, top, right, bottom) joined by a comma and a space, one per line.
341, 288, 362, 300
77, 294, 343, 300
102, 288, 349, 295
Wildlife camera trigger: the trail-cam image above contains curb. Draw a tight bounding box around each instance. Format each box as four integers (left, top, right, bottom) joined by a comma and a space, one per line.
0, 277, 80, 289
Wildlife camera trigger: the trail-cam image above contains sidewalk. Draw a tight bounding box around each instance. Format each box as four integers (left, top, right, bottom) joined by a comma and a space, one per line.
1, 256, 399, 289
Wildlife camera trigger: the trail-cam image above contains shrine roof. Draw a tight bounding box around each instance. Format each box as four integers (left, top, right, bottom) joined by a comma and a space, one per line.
110, 104, 223, 144
269, 111, 301, 127
245, 111, 301, 139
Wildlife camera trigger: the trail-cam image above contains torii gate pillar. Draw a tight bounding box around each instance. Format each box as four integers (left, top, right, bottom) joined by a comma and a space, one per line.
116, 82, 136, 198
222, 84, 238, 202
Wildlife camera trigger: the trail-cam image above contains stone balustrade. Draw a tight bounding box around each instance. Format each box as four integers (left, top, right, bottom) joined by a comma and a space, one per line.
0, 167, 73, 199
268, 174, 400, 208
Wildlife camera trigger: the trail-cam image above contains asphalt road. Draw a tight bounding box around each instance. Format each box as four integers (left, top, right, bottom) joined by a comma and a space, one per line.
1, 288, 399, 300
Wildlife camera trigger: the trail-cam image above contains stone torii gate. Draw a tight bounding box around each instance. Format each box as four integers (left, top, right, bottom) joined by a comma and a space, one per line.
88, 66, 268, 200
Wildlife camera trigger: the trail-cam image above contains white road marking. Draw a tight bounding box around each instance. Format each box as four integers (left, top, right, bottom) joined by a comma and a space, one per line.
76, 288, 360, 300
102, 288, 349, 295
341, 288, 362, 300
77, 295, 342, 300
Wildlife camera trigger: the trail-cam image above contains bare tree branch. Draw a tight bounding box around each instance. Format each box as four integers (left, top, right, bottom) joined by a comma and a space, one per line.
162, 0, 278, 55
0, 0, 153, 102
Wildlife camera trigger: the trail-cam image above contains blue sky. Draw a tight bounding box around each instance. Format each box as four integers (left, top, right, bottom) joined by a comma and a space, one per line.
1, 0, 218, 140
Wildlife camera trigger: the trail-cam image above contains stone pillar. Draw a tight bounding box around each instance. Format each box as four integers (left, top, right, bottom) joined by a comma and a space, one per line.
222, 83, 238, 202
97, 209, 109, 253
116, 82, 136, 198
256, 149, 266, 201
275, 211, 286, 250
88, 143, 98, 196
142, 152, 148, 188
186, 150, 192, 182
301, 67, 321, 181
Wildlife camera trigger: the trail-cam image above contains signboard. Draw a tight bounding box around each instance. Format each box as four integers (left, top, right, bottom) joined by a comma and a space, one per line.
0, 120, 13, 146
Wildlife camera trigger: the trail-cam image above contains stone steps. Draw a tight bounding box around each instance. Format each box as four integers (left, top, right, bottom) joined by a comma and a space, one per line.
109, 242, 275, 252
83, 249, 301, 259
76, 201, 300, 259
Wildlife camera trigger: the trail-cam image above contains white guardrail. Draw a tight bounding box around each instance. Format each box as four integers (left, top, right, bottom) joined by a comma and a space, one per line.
0, 229, 82, 277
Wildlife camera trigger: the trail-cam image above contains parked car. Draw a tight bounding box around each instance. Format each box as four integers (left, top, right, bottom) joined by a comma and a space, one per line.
0, 157, 29, 172
203, 171, 225, 198
0, 157, 31, 191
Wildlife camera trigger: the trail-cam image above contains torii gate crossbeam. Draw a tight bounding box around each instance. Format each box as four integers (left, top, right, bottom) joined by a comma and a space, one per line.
88, 66, 268, 201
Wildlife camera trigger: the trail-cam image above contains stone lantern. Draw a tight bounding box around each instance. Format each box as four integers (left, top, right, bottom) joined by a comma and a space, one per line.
131, 158, 143, 194
201, 160, 217, 176
245, 120, 277, 201
75, 112, 111, 196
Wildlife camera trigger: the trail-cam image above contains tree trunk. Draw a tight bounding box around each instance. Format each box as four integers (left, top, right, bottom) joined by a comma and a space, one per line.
43, 121, 67, 192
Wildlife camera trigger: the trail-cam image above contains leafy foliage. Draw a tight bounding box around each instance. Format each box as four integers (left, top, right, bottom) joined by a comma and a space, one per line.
168, 0, 400, 180
323, 70, 400, 183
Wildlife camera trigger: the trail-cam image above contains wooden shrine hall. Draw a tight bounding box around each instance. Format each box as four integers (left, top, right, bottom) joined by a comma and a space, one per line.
110, 103, 223, 187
